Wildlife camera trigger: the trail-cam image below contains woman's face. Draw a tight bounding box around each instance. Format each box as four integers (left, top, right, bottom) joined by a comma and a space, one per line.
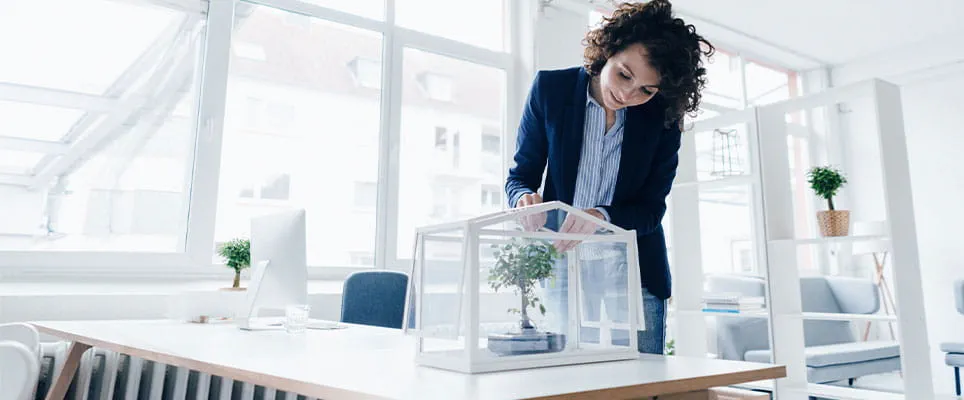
598, 43, 661, 111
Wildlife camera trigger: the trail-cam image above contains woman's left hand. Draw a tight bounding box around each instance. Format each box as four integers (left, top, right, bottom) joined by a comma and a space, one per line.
554, 208, 605, 253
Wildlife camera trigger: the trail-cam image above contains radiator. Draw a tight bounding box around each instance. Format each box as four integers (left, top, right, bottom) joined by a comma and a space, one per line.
35, 342, 317, 400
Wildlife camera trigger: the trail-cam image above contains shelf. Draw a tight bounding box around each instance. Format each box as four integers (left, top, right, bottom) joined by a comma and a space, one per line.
769, 234, 888, 246
800, 312, 898, 322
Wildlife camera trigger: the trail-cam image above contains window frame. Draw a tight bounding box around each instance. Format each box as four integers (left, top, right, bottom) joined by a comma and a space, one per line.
0, 0, 518, 281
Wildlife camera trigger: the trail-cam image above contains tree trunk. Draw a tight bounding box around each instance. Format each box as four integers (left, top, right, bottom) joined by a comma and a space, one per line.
519, 280, 534, 330
828, 197, 835, 211
233, 271, 241, 288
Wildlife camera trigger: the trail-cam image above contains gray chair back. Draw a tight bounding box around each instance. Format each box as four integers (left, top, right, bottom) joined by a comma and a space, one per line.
341, 271, 409, 329
800, 277, 854, 346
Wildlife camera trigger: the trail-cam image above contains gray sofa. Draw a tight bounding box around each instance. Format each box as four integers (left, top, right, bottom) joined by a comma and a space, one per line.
940, 279, 964, 395
707, 274, 901, 384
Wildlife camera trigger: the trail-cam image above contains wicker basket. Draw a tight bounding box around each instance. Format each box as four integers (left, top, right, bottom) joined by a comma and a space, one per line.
817, 210, 850, 237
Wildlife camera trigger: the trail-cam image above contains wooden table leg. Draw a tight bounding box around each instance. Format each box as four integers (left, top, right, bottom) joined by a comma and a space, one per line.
45, 341, 91, 400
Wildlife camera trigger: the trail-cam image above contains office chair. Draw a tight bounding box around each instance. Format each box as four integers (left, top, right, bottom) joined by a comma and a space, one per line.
340, 271, 409, 329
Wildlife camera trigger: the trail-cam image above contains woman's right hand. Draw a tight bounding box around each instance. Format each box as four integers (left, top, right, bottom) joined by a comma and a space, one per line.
516, 193, 547, 231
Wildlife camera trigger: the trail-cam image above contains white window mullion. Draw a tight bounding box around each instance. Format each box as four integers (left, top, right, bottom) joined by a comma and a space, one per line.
242, 0, 388, 33
381, 0, 404, 270
394, 27, 512, 70
183, 0, 236, 263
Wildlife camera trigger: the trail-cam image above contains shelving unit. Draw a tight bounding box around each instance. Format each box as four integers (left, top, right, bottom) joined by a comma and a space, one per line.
668, 79, 933, 400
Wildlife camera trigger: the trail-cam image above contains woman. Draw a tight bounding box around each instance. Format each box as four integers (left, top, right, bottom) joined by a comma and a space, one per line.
505, 0, 713, 354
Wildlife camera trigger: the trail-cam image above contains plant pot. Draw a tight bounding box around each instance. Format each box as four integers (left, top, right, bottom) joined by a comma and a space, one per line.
817, 210, 850, 237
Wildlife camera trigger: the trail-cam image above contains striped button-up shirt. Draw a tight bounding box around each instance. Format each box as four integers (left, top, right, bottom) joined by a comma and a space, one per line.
573, 86, 625, 219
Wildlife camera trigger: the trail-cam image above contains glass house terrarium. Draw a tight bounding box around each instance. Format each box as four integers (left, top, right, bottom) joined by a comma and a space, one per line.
403, 201, 645, 373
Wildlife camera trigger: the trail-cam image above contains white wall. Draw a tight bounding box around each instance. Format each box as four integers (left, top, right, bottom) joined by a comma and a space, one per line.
832, 36, 964, 393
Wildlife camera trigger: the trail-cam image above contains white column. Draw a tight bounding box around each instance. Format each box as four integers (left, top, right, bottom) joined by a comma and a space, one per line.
872, 79, 934, 399
670, 128, 707, 357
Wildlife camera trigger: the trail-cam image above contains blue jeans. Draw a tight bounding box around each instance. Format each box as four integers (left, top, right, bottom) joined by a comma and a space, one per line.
541, 250, 667, 354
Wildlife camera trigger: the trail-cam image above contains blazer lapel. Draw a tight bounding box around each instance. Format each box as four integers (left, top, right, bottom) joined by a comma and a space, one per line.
561, 68, 590, 203
613, 104, 660, 202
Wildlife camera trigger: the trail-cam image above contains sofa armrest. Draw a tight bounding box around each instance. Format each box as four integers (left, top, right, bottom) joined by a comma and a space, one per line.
955, 279, 964, 315
716, 317, 771, 361
826, 277, 879, 314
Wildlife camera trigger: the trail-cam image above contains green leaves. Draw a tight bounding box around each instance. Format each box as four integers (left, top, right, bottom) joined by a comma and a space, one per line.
488, 238, 561, 318
217, 237, 250, 272
807, 165, 847, 210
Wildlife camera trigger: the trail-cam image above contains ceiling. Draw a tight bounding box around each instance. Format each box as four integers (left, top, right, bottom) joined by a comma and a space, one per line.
666, 0, 964, 69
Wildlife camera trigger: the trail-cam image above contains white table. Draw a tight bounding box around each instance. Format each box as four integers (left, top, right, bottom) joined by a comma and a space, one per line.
31, 319, 784, 400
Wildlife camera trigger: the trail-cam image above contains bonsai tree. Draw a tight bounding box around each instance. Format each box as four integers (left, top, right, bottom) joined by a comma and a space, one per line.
488, 238, 560, 331
218, 237, 250, 289
807, 165, 847, 210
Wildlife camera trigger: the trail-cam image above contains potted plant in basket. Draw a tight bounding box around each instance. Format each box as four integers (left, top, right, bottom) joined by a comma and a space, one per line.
486, 238, 563, 355
218, 237, 250, 290
807, 165, 849, 237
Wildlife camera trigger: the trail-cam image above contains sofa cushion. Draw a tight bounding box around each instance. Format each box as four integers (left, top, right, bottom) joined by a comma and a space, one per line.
744, 341, 900, 368
941, 342, 964, 354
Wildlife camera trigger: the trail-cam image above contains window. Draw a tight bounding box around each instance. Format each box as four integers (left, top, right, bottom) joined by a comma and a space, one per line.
418, 72, 454, 102
703, 51, 743, 109
302, 0, 384, 21
434, 126, 448, 149
232, 41, 266, 61
0, 0, 204, 251
0, 0, 512, 274
353, 181, 377, 209
349, 251, 375, 266
481, 130, 500, 154
396, 0, 505, 51
214, 5, 382, 267
348, 57, 381, 89
745, 61, 796, 106
397, 48, 506, 259
480, 186, 501, 207
239, 172, 291, 201
244, 97, 296, 132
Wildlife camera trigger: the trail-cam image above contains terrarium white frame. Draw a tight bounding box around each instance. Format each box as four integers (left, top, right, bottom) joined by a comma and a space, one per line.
403, 200, 645, 374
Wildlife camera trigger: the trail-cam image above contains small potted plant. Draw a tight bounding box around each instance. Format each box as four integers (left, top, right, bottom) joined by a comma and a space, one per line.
217, 237, 250, 290
807, 165, 849, 237
486, 238, 563, 355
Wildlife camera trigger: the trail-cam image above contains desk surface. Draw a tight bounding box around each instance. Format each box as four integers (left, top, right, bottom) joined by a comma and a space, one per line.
32, 320, 785, 400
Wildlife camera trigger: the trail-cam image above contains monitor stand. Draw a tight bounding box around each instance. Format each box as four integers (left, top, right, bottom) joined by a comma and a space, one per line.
237, 307, 286, 331
237, 260, 285, 331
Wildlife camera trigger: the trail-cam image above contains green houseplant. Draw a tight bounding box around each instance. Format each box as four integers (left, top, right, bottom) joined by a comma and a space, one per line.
486, 238, 563, 355
488, 238, 560, 330
218, 237, 250, 290
807, 165, 850, 236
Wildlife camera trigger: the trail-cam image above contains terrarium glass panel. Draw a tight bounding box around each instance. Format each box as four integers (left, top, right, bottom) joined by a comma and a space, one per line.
405, 227, 465, 341
474, 212, 638, 357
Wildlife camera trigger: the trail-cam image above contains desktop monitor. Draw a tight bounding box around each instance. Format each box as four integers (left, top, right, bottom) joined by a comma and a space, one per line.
238, 208, 308, 330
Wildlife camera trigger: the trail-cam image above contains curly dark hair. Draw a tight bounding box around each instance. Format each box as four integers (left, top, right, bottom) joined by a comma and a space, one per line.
584, 0, 715, 127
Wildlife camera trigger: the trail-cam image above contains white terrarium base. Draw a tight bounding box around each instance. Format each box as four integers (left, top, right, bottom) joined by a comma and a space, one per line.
414, 344, 639, 374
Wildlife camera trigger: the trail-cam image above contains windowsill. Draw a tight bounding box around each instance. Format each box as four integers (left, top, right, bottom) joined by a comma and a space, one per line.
0, 279, 346, 296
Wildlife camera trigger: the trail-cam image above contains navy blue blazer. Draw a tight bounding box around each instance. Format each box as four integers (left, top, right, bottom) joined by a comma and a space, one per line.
505, 66, 681, 301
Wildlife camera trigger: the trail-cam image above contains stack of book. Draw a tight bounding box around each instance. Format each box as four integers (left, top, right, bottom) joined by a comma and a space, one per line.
702, 293, 765, 313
